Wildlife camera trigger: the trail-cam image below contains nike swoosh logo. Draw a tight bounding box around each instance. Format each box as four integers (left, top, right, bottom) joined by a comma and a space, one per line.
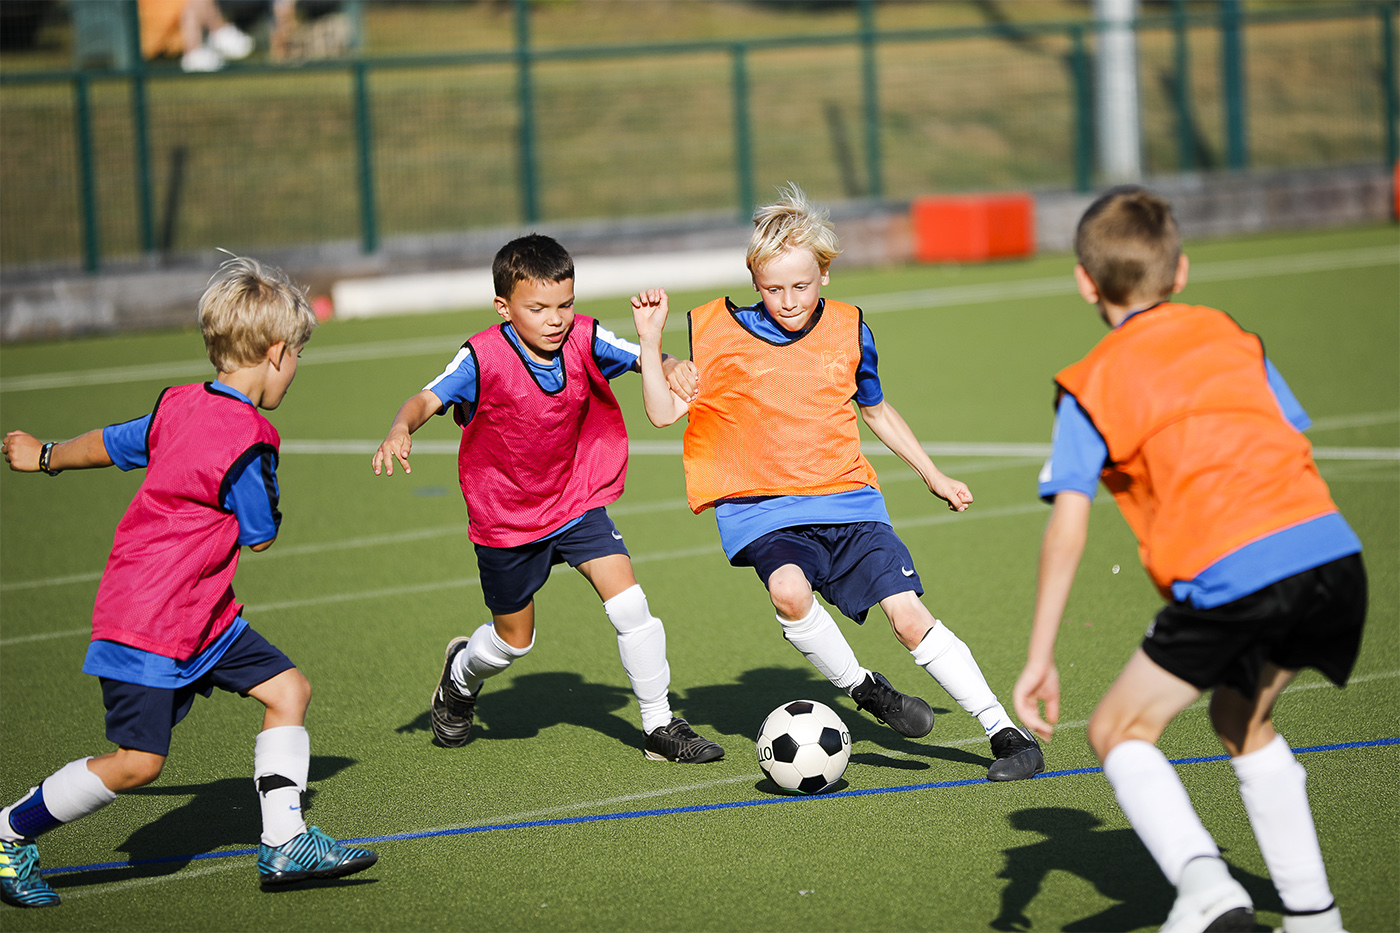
901, 567, 915, 577
612, 531, 623, 540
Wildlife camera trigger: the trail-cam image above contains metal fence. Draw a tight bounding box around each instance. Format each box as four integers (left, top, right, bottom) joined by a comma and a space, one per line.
1, 0, 1395, 274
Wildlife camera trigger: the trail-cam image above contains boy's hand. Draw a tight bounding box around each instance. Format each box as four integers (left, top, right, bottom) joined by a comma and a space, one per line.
2, 431, 42, 472
630, 288, 670, 343
372, 429, 413, 476
1013, 657, 1060, 742
664, 359, 699, 402
930, 474, 973, 512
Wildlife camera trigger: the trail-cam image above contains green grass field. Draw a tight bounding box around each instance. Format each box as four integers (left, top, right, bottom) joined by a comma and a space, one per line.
1, 224, 1396, 931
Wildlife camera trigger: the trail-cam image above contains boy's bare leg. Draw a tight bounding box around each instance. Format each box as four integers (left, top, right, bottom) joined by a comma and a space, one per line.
579, 554, 672, 734
1215, 664, 1338, 921
768, 565, 867, 692
247, 669, 314, 847
87, 748, 166, 791
1091, 649, 1250, 929
888, 592, 1021, 741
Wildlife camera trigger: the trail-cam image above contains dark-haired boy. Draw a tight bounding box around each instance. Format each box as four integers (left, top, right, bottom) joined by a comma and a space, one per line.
1014, 186, 1365, 933
372, 234, 724, 764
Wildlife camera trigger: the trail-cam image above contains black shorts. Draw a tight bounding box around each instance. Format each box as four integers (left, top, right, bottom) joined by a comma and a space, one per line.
474, 507, 630, 615
100, 625, 295, 757
1142, 553, 1367, 698
732, 522, 922, 623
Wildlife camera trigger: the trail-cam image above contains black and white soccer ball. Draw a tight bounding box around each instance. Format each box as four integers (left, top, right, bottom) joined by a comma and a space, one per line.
756, 700, 852, 795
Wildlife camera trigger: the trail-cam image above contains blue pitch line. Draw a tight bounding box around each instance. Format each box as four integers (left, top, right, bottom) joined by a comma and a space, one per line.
43, 736, 1400, 879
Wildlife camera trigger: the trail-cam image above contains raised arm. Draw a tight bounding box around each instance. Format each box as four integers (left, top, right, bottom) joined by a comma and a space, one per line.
1012, 490, 1092, 740
371, 390, 443, 476
3, 428, 113, 474
857, 400, 972, 511
630, 288, 691, 427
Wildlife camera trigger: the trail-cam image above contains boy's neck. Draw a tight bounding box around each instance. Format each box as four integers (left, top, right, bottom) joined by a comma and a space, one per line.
217, 364, 267, 406
1100, 295, 1170, 329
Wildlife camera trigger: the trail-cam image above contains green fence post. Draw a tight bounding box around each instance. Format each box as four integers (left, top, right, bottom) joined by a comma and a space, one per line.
858, 0, 882, 200
515, 0, 540, 225
73, 73, 100, 273
1220, 0, 1248, 170
732, 43, 754, 221
1070, 25, 1093, 192
353, 61, 378, 254
1172, 0, 1195, 172
1383, 2, 1398, 169
123, 0, 155, 255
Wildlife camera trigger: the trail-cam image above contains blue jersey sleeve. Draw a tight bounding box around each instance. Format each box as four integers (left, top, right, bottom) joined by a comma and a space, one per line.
1264, 358, 1310, 431
222, 445, 281, 546
592, 323, 642, 380
102, 415, 152, 471
423, 346, 478, 413
855, 321, 883, 406
1038, 392, 1108, 502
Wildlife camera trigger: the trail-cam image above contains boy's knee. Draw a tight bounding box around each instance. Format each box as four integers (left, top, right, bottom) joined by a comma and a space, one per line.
767, 567, 813, 620
109, 749, 165, 789
1086, 711, 1126, 762
262, 668, 312, 715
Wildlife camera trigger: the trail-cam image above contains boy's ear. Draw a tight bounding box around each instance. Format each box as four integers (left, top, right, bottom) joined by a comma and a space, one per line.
1073, 264, 1100, 305
819, 266, 830, 286
266, 341, 288, 369
1172, 254, 1189, 294
493, 295, 511, 319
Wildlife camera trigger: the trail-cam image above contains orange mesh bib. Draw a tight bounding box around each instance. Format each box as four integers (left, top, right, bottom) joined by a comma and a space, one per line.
682, 298, 879, 513
1056, 303, 1338, 597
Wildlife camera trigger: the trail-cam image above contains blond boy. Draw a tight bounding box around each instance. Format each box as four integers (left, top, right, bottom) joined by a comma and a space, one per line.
632, 184, 1044, 781
0, 257, 376, 908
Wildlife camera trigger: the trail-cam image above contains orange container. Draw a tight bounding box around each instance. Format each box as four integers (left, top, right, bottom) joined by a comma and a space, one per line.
911, 192, 1035, 262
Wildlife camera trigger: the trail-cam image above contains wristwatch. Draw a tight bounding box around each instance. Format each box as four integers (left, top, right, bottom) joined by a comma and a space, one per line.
39, 441, 62, 476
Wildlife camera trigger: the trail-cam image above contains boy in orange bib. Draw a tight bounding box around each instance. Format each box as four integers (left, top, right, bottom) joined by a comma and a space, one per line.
632, 184, 1043, 782
1014, 187, 1365, 933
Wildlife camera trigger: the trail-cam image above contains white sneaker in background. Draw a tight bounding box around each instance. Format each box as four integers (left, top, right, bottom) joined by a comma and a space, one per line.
209, 24, 254, 60
181, 45, 224, 72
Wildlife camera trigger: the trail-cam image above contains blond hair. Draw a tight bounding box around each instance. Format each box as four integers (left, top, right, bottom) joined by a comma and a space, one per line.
747, 182, 841, 274
198, 255, 317, 372
1074, 186, 1181, 307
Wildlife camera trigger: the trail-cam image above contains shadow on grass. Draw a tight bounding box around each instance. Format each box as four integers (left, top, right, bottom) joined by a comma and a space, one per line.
679, 665, 989, 773
397, 670, 638, 750
992, 807, 1279, 932
48, 755, 361, 892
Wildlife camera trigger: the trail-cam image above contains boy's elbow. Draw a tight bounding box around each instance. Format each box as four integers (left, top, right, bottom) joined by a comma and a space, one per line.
248, 537, 276, 552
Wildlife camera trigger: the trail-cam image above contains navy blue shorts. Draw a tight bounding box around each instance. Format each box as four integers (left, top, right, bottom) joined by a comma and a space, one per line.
474, 507, 630, 615
732, 522, 922, 623
1143, 553, 1367, 698
99, 626, 295, 757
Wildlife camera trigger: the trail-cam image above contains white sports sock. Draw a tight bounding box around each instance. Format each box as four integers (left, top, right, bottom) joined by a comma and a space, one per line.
254, 725, 310, 848
779, 601, 867, 692
604, 585, 673, 735
454, 623, 533, 695
1, 758, 116, 841
910, 622, 1010, 735
1231, 734, 1335, 914
1103, 739, 1219, 885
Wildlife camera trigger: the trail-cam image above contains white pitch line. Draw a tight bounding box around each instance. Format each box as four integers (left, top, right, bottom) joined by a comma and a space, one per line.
3, 247, 1393, 394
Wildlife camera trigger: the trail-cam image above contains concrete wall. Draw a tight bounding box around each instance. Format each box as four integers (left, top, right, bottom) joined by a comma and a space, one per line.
1, 164, 1392, 342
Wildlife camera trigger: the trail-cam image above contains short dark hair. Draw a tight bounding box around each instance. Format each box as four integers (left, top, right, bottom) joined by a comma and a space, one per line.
1074, 186, 1181, 306
492, 234, 574, 300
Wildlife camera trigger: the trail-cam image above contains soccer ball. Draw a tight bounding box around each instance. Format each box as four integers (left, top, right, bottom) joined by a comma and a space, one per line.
756, 700, 852, 795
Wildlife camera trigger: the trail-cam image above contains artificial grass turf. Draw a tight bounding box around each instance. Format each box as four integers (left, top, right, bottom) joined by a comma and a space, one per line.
0, 224, 1395, 930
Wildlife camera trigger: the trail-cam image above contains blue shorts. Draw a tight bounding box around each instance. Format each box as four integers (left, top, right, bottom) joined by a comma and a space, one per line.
733, 522, 922, 623
474, 507, 630, 615
1144, 553, 1367, 697
99, 626, 295, 757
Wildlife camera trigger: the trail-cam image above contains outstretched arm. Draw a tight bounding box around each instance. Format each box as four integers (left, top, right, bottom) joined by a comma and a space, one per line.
3, 429, 113, 473
1013, 490, 1092, 740
630, 289, 690, 427
858, 400, 972, 511
371, 390, 443, 476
